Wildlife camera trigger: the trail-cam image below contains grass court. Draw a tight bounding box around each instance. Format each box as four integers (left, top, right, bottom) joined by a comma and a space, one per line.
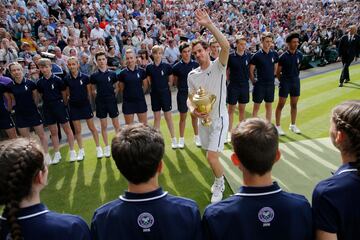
42, 64, 360, 223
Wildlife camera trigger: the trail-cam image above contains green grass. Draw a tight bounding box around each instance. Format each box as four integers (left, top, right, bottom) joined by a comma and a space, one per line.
41, 65, 360, 223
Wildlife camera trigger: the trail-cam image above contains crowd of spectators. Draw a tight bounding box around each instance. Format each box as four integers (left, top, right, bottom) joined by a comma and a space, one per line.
0, 0, 359, 78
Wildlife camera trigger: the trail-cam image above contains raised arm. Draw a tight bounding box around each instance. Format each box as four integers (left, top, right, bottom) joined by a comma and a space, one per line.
195, 9, 230, 66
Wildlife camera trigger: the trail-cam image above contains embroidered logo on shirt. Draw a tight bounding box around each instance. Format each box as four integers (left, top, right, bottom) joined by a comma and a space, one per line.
137, 212, 154, 232
137, 73, 140, 78
108, 76, 111, 82
51, 84, 54, 90
25, 85, 28, 91
271, 58, 274, 63
80, 80, 83, 85
245, 60, 248, 65
258, 207, 274, 227
206, 71, 212, 76
161, 70, 164, 76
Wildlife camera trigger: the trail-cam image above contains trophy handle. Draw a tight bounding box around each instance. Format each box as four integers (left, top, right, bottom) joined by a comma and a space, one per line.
210, 95, 216, 105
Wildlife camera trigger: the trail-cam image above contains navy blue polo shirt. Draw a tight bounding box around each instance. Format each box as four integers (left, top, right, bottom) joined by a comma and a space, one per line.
64, 72, 90, 106
203, 182, 313, 240
312, 163, 360, 240
8, 79, 38, 113
278, 50, 303, 82
172, 59, 199, 92
250, 49, 279, 85
90, 69, 118, 99
36, 74, 66, 103
227, 51, 251, 87
91, 187, 202, 240
118, 67, 147, 102
146, 62, 173, 92
0, 203, 91, 240
0, 83, 10, 114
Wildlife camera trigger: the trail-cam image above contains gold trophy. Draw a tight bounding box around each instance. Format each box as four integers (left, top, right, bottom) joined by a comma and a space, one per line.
189, 87, 216, 127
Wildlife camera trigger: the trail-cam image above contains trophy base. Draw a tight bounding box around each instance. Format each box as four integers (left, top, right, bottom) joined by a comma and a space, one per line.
201, 118, 212, 127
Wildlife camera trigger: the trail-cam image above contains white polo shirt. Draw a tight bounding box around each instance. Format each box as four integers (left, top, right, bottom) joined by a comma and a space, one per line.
188, 59, 227, 120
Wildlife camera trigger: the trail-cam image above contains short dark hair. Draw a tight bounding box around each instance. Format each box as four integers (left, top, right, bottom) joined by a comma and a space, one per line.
191, 38, 209, 50
231, 118, 278, 175
286, 32, 300, 43
111, 124, 164, 184
179, 42, 190, 53
95, 51, 106, 60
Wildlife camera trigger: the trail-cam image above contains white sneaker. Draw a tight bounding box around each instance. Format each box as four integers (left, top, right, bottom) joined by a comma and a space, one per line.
104, 146, 111, 158
69, 150, 77, 162
178, 137, 185, 149
275, 125, 286, 136
96, 147, 104, 159
44, 153, 52, 165
51, 151, 61, 165
194, 135, 201, 147
171, 138, 178, 149
77, 148, 85, 161
289, 124, 301, 134
211, 176, 225, 193
211, 178, 225, 203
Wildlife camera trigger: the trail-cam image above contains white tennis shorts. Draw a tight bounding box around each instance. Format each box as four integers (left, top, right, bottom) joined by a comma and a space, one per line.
199, 113, 229, 152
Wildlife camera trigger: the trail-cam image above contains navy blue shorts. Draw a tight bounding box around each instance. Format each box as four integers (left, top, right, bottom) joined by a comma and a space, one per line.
252, 84, 275, 103
95, 97, 119, 119
43, 100, 70, 125
151, 90, 172, 112
15, 109, 43, 128
0, 111, 15, 129
227, 85, 250, 105
122, 100, 147, 115
177, 91, 188, 113
69, 103, 94, 121
279, 81, 300, 98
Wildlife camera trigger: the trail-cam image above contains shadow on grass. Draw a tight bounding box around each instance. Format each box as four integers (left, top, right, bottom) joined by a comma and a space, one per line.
183, 147, 212, 186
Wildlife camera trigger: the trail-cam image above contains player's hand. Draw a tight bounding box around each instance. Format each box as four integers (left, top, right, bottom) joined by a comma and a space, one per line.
192, 109, 209, 119
195, 9, 212, 27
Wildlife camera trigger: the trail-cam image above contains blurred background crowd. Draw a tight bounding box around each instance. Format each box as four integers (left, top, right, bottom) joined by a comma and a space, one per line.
0, 0, 359, 80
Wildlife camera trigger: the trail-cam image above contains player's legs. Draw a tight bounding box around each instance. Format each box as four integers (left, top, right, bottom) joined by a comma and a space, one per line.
18, 127, 31, 137
86, 118, 100, 147
252, 103, 261, 117
290, 96, 299, 125
238, 103, 246, 122
124, 114, 135, 125
48, 124, 60, 152
72, 120, 83, 149
207, 150, 223, 178
179, 112, 187, 138
265, 102, 272, 122
153, 111, 161, 130
100, 118, 109, 146
227, 104, 236, 133
275, 97, 287, 126
61, 122, 75, 150
164, 111, 175, 138
5, 128, 17, 139
137, 112, 147, 125
111, 117, 120, 133
191, 114, 199, 135
33, 124, 49, 154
